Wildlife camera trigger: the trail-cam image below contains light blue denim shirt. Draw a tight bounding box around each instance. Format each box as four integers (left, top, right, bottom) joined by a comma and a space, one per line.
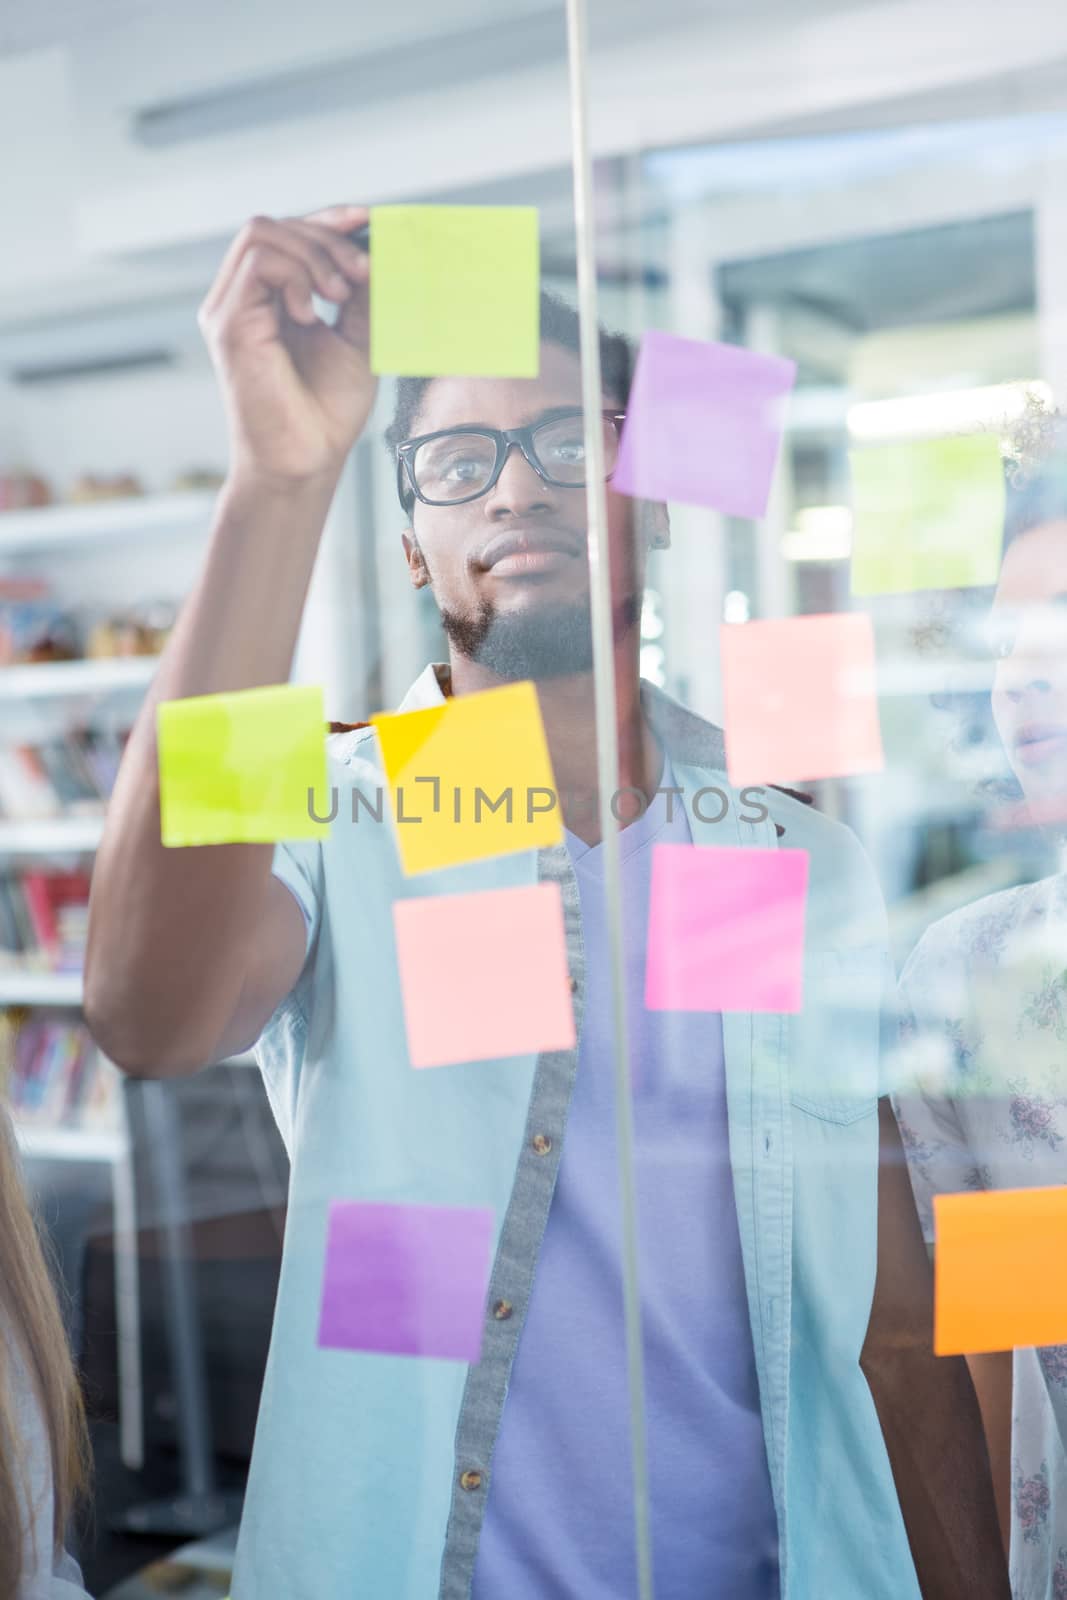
235, 664, 919, 1600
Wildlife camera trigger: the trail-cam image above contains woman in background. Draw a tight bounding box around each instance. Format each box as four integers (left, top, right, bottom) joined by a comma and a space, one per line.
0, 1103, 90, 1598
893, 410, 1067, 1600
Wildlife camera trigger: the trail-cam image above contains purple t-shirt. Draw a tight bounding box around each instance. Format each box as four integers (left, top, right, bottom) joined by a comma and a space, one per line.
471, 761, 780, 1599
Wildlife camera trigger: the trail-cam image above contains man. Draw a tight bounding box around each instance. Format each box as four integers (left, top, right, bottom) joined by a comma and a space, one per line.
84, 204, 1009, 1599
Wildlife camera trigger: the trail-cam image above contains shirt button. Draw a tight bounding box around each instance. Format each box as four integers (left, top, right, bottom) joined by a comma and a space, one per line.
492, 1299, 513, 1321
567, 974, 578, 992
531, 1133, 552, 1155
460, 1469, 483, 1492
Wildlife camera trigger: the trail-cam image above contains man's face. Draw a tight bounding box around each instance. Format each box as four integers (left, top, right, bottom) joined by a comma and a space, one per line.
990, 518, 1067, 810
400, 343, 655, 680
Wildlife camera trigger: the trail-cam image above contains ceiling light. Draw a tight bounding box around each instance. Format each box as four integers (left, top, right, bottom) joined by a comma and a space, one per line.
781, 505, 852, 562
847, 380, 1053, 442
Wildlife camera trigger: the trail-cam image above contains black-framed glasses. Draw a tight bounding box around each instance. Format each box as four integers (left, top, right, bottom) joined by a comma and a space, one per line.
395, 410, 627, 509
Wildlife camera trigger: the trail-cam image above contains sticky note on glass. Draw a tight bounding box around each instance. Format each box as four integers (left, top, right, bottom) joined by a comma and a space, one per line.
372, 681, 561, 875
934, 1186, 1067, 1355
850, 434, 1005, 595
318, 1199, 493, 1362
157, 684, 329, 846
394, 882, 575, 1067
610, 331, 796, 517
721, 612, 884, 786
646, 844, 809, 1012
369, 205, 539, 378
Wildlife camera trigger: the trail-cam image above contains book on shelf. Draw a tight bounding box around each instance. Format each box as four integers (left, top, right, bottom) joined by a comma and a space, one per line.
0, 869, 90, 972
0, 1010, 119, 1131
0, 726, 128, 821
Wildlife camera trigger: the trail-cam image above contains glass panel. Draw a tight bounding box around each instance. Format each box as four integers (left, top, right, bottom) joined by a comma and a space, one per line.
7, 4, 1067, 1596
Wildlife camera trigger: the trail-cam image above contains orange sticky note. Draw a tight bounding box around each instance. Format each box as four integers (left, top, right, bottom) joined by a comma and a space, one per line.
720, 613, 884, 786
934, 1186, 1067, 1355
393, 882, 576, 1068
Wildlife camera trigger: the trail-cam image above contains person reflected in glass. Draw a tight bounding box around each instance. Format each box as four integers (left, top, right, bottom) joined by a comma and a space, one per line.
894, 412, 1067, 1598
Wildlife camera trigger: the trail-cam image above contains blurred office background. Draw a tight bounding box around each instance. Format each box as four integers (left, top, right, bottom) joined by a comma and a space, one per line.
1, 1, 1065, 1591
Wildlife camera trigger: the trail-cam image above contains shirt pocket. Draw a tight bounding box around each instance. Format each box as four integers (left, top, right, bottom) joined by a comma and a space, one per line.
788, 949, 883, 1126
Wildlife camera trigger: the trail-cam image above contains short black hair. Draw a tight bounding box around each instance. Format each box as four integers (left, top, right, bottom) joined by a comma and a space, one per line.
383, 289, 636, 512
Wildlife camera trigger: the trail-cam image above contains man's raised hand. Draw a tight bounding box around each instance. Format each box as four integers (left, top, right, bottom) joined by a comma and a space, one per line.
198, 204, 377, 490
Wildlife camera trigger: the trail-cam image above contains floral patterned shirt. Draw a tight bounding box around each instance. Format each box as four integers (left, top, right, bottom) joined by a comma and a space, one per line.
892, 873, 1067, 1600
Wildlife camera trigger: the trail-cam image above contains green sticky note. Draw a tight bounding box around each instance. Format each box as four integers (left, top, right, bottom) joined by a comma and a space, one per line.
157, 684, 330, 847
369, 205, 540, 378
849, 433, 1005, 595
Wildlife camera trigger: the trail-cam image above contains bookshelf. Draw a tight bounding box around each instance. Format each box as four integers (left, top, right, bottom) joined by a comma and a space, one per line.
0, 818, 105, 853
0, 971, 85, 1005
15, 1118, 125, 1163
0, 654, 161, 701
0, 489, 216, 1476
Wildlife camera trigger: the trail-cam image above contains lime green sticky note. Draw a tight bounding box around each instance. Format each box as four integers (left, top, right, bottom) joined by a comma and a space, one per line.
157, 685, 330, 847
850, 433, 1005, 595
369, 205, 540, 378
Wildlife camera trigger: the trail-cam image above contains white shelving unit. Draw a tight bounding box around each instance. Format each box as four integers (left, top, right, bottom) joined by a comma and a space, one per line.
0, 970, 85, 1005
0, 491, 215, 553
0, 655, 161, 701
0, 817, 105, 854
0, 491, 217, 1474
15, 1117, 126, 1164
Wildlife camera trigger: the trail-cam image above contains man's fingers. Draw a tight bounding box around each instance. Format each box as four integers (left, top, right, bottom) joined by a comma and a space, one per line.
303, 202, 369, 231
200, 215, 354, 322
208, 246, 318, 338
281, 219, 369, 289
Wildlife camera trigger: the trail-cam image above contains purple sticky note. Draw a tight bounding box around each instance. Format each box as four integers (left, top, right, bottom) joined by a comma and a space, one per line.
317, 1199, 494, 1363
645, 844, 809, 1013
611, 332, 797, 518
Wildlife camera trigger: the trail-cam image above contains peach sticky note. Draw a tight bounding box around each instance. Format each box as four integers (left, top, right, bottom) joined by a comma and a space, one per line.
645, 844, 809, 1013
393, 882, 576, 1068
850, 434, 1005, 595
372, 681, 562, 876
318, 1199, 493, 1362
721, 612, 884, 787
934, 1186, 1067, 1355
157, 684, 330, 846
369, 205, 540, 378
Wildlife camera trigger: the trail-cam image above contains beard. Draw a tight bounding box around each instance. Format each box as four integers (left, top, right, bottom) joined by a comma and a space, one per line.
439, 590, 640, 682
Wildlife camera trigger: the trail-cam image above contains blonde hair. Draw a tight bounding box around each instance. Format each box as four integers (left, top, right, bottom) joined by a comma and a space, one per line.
0, 1103, 89, 1595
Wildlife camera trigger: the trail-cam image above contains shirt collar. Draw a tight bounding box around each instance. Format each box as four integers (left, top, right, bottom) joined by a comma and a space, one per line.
398, 661, 726, 772
396, 661, 453, 713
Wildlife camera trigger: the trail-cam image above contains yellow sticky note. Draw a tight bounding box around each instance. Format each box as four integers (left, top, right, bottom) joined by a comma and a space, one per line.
157, 685, 330, 846
369, 205, 540, 378
850, 433, 1005, 595
934, 1186, 1067, 1355
372, 682, 561, 875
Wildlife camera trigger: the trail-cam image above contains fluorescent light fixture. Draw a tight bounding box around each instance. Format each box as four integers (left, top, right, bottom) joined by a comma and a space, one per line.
781, 504, 853, 563
847, 380, 1053, 442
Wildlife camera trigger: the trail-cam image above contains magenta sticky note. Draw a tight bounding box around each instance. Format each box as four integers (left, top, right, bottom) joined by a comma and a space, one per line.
645, 844, 809, 1013
317, 1199, 493, 1362
721, 612, 885, 787
393, 882, 576, 1069
610, 331, 797, 517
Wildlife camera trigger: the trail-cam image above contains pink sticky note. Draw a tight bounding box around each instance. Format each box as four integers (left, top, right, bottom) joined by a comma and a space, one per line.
646, 844, 809, 1013
393, 882, 576, 1068
610, 331, 796, 518
317, 1199, 493, 1361
721, 612, 884, 786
